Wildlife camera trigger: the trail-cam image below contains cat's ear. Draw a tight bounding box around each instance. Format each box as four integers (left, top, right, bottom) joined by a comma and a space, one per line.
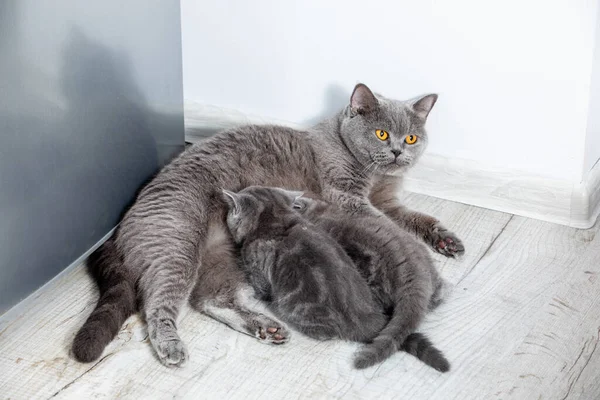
350, 83, 378, 115
288, 190, 304, 199
275, 188, 303, 202
411, 94, 438, 120
221, 189, 240, 214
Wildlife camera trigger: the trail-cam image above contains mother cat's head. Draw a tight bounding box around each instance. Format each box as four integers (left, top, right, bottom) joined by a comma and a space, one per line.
339, 83, 437, 174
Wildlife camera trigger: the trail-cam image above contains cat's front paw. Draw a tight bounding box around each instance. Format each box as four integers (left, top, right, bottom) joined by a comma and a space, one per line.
429, 225, 465, 258
248, 315, 290, 345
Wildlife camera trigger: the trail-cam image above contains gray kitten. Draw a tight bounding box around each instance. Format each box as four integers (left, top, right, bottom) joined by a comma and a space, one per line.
292, 192, 450, 371
222, 186, 388, 343
72, 83, 464, 367
222, 186, 449, 372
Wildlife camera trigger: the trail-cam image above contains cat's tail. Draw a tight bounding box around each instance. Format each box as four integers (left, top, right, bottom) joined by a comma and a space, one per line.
400, 333, 449, 372
354, 331, 449, 372
353, 303, 450, 372
72, 237, 136, 363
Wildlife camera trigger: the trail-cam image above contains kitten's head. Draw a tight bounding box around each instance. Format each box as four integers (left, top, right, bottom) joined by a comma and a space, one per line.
221, 186, 304, 244
288, 192, 328, 216
339, 83, 437, 174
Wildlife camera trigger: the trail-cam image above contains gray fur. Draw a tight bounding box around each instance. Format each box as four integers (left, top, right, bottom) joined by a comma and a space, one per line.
71, 83, 463, 367
223, 186, 450, 371
292, 192, 450, 371
223, 186, 388, 342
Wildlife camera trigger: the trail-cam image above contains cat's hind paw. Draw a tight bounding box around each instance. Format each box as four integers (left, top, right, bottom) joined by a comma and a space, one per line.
249, 315, 290, 345
259, 326, 289, 344
156, 338, 188, 368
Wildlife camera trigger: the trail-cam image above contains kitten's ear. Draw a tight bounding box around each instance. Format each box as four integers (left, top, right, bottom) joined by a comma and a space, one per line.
411, 94, 438, 120
276, 188, 304, 202
221, 189, 240, 214
350, 83, 378, 115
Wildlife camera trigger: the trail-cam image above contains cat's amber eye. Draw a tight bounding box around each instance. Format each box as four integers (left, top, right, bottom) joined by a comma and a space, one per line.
405, 135, 418, 144
375, 129, 389, 141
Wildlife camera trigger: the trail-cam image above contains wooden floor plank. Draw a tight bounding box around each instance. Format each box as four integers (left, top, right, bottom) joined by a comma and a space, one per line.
1, 195, 598, 400
420, 216, 600, 400
399, 191, 514, 285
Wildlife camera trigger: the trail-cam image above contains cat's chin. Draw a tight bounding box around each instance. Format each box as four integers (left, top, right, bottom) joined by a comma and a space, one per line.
374, 165, 403, 176
395, 158, 415, 168
383, 162, 412, 176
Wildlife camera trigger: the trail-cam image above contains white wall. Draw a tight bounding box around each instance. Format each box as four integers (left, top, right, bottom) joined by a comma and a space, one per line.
585, 1, 600, 175
182, 0, 600, 182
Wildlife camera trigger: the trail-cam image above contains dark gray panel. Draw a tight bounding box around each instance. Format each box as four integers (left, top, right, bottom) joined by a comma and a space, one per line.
0, 1, 184, 312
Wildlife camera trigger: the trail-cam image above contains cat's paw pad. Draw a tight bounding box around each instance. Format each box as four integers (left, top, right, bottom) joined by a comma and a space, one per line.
431, 227, 465, 258
156, 338, 188, 368
259, 326, 289, 344
250, 316, 290, 345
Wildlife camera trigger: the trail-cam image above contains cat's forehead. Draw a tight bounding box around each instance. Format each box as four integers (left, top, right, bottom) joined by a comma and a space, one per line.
243, 187, 285, 203
372, 95, 414, 131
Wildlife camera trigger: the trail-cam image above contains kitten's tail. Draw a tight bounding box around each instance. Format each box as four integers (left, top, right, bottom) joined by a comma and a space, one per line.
400, 333, 449, 371
72, 237, 136, 363
354, 331, 449, 372
353, 305, 450, 372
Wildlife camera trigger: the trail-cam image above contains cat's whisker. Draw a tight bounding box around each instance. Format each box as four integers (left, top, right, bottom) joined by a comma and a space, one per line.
360, 161, 377, 177
358, 162, 371, 176
366, 162, 381, 177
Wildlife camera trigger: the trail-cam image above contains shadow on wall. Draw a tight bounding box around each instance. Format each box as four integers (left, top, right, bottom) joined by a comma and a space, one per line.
302, 84, 350, 127
185, 83, 352, 141
0, 23, 161, 310
59, 26, 159, 211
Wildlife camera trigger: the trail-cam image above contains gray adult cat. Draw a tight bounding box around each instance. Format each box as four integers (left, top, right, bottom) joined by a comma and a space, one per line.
72, 83, 464, 367
222, 186, 449, 371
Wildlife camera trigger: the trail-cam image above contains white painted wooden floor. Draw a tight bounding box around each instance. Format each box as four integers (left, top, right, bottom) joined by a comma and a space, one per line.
1, 193, 599, 400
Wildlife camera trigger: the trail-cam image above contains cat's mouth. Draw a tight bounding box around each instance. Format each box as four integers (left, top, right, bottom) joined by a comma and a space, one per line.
379, 159, 411, 175
368, 153, 410, 174
368, 160, 400, 176
395, 158, 411, 167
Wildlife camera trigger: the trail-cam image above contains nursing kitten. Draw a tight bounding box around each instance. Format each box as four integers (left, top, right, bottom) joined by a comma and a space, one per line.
222, 186, 449, 371
292, 192, 450, 371
222, 186, 388, 342
72, 83, 463, 367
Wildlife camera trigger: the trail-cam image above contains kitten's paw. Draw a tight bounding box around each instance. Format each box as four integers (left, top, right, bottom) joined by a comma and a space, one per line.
258, 326, 290, 345
248, 315, 290, 345
429, 278, 453, 310
353, 347, 380, 369
156, 338, 188, 368
430, 226, 465, 258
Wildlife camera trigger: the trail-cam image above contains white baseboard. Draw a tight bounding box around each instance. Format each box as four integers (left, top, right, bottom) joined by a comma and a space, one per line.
404, 155, 600, 229
184, 100, 600, 229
